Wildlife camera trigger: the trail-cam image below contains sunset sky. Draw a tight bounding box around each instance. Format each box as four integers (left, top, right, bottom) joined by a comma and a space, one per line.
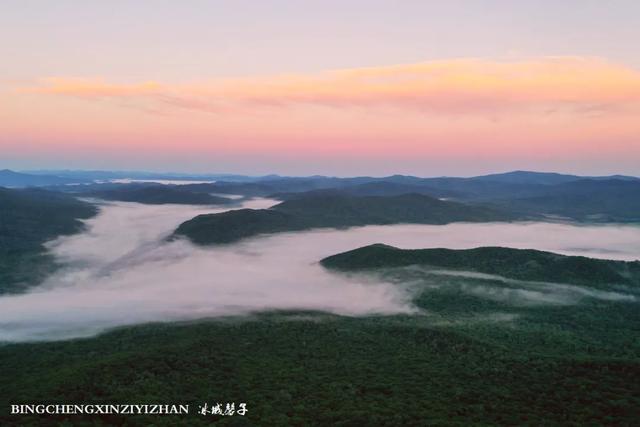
2, 0, 639, 176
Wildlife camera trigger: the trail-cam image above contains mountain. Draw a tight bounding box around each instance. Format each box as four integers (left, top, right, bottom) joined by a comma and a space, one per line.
85, 185, 234, 205
321, 244, 640, 289
23, 169, 258, 182
174, 208, 294, 244
183, 177, 353, 196
0, 187, 97, 293
271, 192, 508, 223
450, 170, 638, 186
271, 182, 458, 200
180, 182, 280, 197
340, 181, 457, 198
470, 170, 583, 185
160, 171, 640, 214
492, 179, 640, 222
174, 193, 515, 245
0, 169, 85, 187
182, 176, 450, 198
16, 169, 640, 222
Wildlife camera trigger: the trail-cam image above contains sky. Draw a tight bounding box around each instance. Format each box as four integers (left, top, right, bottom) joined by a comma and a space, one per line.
1, 0, 639, 176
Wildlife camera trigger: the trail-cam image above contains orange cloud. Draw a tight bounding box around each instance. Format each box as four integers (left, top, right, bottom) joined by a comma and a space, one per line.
24, 78, 163, 97
5, 56, 638, 176
18, 57, 640, 116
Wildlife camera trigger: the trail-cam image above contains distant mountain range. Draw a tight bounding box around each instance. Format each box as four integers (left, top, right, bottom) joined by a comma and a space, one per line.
180, 171, 639, 222
20, 169, 256, 182
469, 170, 639, 185
176, 170, 639, 200
82, 185, 234, 205
3, 168, 639, 252
4, 169, 638, 190
0, 169, 89, 187
491, 179, 640, 222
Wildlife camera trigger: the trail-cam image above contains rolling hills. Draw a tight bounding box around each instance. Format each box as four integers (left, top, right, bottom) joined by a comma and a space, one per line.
26, 169, 640, 222
491, 179, 640, 222
85, 185, 234, 205
0, 187, 97, 293
175, 171, 640, 222
174, 193, 515, 244
0, 169, 87, 187
321, 244, 640, 289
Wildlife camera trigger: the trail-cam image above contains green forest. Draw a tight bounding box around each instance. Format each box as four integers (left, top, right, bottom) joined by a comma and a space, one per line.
174, 193, 514, 245
0, 188, 96, 294
1, 264, 638, 426
1, 176, 639, 425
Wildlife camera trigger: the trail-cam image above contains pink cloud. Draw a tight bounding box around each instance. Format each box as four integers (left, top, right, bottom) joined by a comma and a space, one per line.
19, 57, 640, 116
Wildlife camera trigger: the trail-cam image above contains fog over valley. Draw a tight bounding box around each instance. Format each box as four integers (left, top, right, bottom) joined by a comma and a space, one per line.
1, 198, 639, 342
4, 3, 640, 422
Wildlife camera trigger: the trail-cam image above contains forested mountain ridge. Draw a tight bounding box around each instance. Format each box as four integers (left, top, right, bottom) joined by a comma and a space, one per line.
84, 185, 234, 205
0, 169, 86, 187
25, 169, 640, 222
321, 244, 640, 289
0, 187, 97, 294
174, 193, 516, 245
490, 179, 640, 222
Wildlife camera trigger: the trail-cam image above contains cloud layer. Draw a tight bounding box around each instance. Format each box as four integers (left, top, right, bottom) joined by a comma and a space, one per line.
21, 57, 640, 115
0, 198, 639, 342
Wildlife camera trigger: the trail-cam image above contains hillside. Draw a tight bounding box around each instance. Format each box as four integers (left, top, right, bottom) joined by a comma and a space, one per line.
272, 193, 509, 224
0, 187, 97, 293
174, 208, 295, 244
321, 244, 640, 289
271, 182, 458, 200
174, 193, 515, 244
492, 179, 640, 222
165, 172, 640, 222
470, 170, 583, 185
86, 185, 233, 205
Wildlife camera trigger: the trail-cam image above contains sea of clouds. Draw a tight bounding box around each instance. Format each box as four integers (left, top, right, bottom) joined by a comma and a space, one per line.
1, 197, 639, 342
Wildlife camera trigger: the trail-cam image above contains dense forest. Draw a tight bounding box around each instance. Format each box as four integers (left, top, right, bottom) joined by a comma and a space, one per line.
174, 193, 514, 245
321, 244, 640, 290
0, 187, 96, 294
8, 168, 639, 221
174, 171, 640, 222
84, 185, 234, 205
1, 277, 638, 425
1, 170, 639, 425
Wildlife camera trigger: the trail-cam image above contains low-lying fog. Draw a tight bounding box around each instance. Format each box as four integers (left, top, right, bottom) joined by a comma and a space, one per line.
1, 198, 639, 342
